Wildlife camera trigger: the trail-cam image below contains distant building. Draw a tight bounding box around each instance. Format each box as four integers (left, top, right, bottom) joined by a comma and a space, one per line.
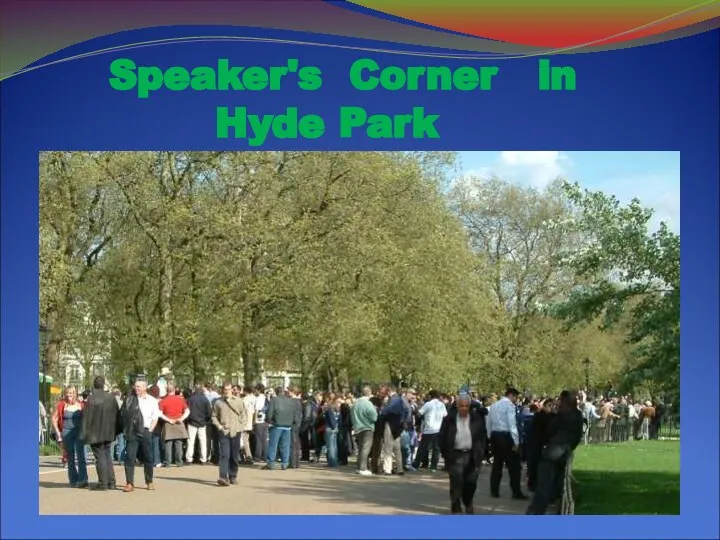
192, 355, 307, 392
208, 369, 303, 391
58, 352, 112, 389
55, 304, 112, 390
262, 370, 303, 390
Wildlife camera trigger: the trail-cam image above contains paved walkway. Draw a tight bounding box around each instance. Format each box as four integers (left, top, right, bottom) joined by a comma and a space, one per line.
40, 458, 528, 515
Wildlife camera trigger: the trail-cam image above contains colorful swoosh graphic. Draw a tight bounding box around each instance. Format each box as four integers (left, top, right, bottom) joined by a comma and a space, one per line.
345, 0, 720, 47
0, 0, 718, 80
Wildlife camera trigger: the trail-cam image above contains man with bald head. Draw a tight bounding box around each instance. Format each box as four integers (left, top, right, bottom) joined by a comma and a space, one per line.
439, 392, 488, 514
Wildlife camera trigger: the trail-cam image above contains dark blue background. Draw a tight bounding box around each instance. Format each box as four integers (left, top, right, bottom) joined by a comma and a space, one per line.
2, 25, 717, 539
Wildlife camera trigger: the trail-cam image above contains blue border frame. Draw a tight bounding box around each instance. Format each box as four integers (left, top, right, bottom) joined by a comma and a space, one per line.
1, 24, 718, 540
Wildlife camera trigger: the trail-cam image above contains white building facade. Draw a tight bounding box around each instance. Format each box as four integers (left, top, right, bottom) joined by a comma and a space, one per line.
59, 352, 112, 389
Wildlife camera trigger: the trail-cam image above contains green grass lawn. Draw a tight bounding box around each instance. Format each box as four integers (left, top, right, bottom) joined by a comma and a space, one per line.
39, 443, 61, 456
572, 440, 680, 515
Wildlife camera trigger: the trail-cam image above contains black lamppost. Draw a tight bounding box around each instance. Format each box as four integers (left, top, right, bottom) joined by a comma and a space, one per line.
39, 324, 49, 408
582, 357, 591, 393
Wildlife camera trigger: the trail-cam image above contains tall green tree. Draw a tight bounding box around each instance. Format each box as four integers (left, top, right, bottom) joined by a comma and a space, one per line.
449, 176, 581, 386
555, 182, 680, 398
39, 152, 120, 374
40, 151, 655, 398
40, 151, 496, 391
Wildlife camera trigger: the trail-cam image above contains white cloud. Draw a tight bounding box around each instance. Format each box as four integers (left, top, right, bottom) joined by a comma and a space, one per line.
498, 151, 570, 188
461, 151, 570, 189
462, 166, 493, 180
456, 152, 679, 234
499, 151, 561, 167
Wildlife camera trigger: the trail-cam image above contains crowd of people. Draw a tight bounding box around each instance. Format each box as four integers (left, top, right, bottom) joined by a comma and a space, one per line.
45, 374, 669, 515
580, 394, 669, 443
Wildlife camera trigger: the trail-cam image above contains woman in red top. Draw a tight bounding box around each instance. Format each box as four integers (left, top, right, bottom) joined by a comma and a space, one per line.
158, 384, 190, 466
51, 386, 88, 487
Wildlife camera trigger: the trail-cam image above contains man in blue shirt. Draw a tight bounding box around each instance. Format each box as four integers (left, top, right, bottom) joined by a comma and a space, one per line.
486, 387, 527, 500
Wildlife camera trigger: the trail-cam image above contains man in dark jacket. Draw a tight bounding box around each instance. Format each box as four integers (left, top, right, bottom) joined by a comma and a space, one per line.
120, 378, 159, 491
613, 398, 630, 442
526, 390, 584, 515
186, 385, 213, 464
438, 393, 488, 514
526, 399, 553, 491
369, 387, 387, 474
289, 387, 303, 468
379, 387, 412, 475
81, 376, 120, 491
651, 400, 665, 440
263, 387, 302, 470
300, 392, 321, 462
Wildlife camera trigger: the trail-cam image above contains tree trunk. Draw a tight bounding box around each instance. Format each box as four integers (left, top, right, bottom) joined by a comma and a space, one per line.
42, 309, 64, 379
158, 247, 174, 370
299, 345, 310, 393
242, 340, 261, 387
337, 368, 350, 393
190, 266, 201, 386
327, 365, 338, 393
82, 361, 93, 390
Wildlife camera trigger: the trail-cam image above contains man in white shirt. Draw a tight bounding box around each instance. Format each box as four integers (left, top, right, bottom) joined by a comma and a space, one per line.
412, 390, 447, 472
486, 387, 526, 500
583, 400, 601, 444
123, 378, 160, 492
438, 393, 487, 514
252, 384, 269, 461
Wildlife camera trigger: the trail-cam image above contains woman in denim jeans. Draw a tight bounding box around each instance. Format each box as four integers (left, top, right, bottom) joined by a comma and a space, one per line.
400, 425, 419, 471
324, 399, 341, 467
52, 386, 88, 488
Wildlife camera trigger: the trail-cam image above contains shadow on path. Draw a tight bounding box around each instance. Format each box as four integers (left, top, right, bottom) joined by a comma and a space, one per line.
160, 476, 218, 487
255, 470, 448, 515
39, 461, 526, 515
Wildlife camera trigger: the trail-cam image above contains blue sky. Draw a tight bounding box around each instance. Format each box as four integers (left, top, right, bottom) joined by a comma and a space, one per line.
456, 151, 680, 232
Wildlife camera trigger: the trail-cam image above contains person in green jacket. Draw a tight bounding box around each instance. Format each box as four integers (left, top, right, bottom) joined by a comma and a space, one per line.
351, 386, 378, 476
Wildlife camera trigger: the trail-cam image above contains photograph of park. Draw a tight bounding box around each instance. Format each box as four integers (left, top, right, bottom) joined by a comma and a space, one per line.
38, 151, 679, 515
